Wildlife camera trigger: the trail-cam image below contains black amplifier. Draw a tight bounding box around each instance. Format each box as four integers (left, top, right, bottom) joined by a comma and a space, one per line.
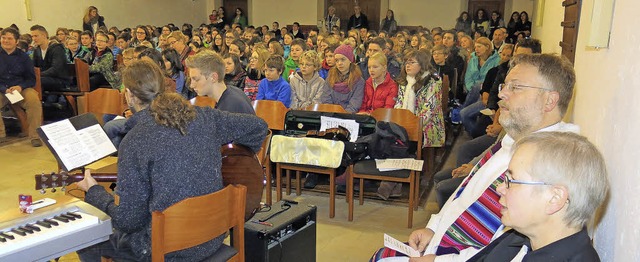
244, 201, 317, 262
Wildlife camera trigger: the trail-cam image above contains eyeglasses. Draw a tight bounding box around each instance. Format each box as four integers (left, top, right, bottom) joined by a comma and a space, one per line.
504, 172, 551, 189
498, 82, 553, 93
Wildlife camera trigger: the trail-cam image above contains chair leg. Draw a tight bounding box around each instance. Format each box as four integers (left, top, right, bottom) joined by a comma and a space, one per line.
285, 169, 291, 195
9, 104, 28, 136
275, 164, 282, 202
408, 179, 415, 228
265, 159, 272, 206
359, 178, 364, 205
329, 170, 335, 218
65, 95, 78, 115
347, 166, 353, 221
295, 171, 301, 196
414, 173, 421, 211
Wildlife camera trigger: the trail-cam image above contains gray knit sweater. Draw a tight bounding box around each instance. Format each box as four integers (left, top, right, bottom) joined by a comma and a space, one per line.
85, 107, 267, 261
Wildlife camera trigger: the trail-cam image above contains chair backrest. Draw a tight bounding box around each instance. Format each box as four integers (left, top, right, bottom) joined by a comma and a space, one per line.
370, 108, 423, 153
452, 68, 459, 99
151, 184, 246, 262
256, 129, 273, 166
252, 100, 288, 130
304, 103, 347, 113
441, 75, 450, 115
116, 54, 123, 70
192, 96, 217, 108
33, 67, 42, 100
74, 58, 91, 92
86, 88, 126, 115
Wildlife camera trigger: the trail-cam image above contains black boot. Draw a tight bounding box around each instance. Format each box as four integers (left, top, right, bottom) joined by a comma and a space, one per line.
303, 173, 319, 189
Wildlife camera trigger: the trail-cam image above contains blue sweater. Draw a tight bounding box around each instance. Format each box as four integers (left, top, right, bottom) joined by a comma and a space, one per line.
256, 77, 292, 108
464, 51, 500, 92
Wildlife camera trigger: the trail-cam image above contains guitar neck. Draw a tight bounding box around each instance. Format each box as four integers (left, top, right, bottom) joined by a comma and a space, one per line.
34, 173, 118, 190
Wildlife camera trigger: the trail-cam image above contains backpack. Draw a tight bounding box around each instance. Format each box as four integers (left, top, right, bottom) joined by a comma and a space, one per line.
355, 121, 412, 160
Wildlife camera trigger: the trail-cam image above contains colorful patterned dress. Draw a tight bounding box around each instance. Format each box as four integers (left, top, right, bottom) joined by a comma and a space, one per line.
395, 76, 445, 147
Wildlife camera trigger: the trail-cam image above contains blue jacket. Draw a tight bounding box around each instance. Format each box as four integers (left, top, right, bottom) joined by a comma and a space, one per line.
257, 77, 292, 108
464, 51, 500, 91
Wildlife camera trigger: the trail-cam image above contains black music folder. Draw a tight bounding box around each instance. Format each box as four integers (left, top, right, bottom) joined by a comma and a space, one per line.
37, 113, 117, 172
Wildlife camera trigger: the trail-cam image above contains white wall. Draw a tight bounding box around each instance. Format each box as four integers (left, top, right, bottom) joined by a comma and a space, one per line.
0, 0, 208, 33
531, 0, 563, 53
535, 0, 640, 260
249, 0, 318, 28
389, 0, 463, 29
573, 0, 640, 260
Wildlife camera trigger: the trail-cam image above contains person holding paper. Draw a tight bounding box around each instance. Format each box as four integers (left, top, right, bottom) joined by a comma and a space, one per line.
467, 132, 607, 261
76, 59, 268, 261
371, 54, 580, 262
0, 27, 43, 147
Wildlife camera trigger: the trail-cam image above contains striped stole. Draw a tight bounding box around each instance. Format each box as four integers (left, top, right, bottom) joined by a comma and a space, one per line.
436, 142, 506, 255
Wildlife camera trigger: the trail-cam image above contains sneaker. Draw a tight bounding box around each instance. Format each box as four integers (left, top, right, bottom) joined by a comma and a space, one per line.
31, 139, 42, 147
303, 174, 318, 189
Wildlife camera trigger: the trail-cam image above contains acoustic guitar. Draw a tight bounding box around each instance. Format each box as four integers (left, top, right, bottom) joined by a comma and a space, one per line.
34, 144, 264, 221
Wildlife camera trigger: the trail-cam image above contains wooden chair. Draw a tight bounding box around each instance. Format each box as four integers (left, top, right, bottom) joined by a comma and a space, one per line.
256, 130, 273, 205
151, 184, 246, 262
192, 96, 217, 108
347, 108, 422, 228
252, 100, 288, 205
85, 88, 126, 119
252, 100, 288, 130
274, 103, 347, 219
303, 103, 347, 113
116, 54, 123, 71
10, 67, 42, 136
43, 59, 92, 115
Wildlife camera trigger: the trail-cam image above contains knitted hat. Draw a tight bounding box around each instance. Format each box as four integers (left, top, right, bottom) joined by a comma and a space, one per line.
334, 44, 355, 63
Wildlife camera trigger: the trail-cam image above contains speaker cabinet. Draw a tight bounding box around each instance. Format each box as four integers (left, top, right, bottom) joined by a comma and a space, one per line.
245, 201, 317, 262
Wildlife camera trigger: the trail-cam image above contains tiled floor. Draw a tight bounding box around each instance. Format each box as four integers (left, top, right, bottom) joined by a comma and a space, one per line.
0, 133, 465, 261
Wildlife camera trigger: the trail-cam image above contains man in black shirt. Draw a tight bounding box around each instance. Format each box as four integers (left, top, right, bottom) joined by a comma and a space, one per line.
347, 5, 369, 30
186, 49, 254, 114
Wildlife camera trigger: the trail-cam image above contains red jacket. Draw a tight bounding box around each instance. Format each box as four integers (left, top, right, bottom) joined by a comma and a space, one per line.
359, 72, 398, 113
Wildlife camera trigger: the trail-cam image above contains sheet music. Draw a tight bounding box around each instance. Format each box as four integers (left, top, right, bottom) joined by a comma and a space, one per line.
375, 158, 424, 171
383, 234, 421, 257
40, 120, 117, 170
5, 90, 24, 104
319, 116, 360, 142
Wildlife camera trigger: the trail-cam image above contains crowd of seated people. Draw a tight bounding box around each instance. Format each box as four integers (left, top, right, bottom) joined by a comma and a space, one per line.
2, 4, 536, 177
1, 3, 612, 262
